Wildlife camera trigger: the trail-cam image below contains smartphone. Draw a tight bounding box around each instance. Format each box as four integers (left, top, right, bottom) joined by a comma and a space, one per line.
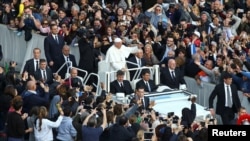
209, 118, 215, 125
144, 132, 153, 140
167, 112, 174, 118
200, 121, 206, 127
171, 123, 178, 129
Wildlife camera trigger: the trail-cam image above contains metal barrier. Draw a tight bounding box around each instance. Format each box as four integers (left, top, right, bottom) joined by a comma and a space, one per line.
56, 61, 73, 78
84, 72, 100, 94
56, 60, 100, 93
184, 76, 250, 113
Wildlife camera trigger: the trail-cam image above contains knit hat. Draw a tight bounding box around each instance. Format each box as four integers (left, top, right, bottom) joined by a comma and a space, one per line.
200, 11, 212, 22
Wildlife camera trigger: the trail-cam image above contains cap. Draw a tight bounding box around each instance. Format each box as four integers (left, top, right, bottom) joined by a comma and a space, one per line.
200, 11, 212, 21
114, 38, 122, 43
193, 31, 200, 38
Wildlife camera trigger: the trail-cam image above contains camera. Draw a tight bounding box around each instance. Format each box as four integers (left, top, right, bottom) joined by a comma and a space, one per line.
167, 112, 174, 118
24, 14, 31, 19
209, 118, 215, 125
106, 100, 113, 110
144, 117, 149, 122
200, 121, 206, 127
159, 117, 168, 122
96, 107, 103, 117
76, 28, 95, 39
144, 132, 153, 140
95, 103, 105, 117
172, 115, 179, 124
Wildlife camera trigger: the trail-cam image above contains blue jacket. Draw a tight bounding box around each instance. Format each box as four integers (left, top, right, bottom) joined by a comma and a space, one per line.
56, 116, 77, 141
22, 90, 50, 113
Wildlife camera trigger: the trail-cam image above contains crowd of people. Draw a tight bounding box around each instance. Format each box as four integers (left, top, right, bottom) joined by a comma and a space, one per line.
1, 0, 250, 141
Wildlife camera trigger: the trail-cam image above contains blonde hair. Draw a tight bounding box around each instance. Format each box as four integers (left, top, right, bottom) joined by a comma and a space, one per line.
137, 130, 144, 141
192, 4, 200, 16
144, 44, 153, 54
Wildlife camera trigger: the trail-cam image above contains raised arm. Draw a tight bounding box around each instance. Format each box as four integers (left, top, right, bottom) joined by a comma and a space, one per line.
100, 108, 107, 130
83, 109, 97, 125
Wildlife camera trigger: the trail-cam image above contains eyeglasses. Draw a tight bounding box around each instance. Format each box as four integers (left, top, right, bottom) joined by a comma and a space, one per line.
62, 26, 66, 28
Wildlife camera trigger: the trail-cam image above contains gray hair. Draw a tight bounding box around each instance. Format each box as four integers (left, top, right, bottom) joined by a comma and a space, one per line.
71, 4, 80, 12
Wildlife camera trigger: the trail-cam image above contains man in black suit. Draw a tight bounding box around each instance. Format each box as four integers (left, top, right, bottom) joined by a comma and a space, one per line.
110, 70, 134, 96
57, 45, 77, 79
209, 72, 241, 125
136, 69, 157, 92
44, 24, 65, 73
160, 59, 186, 89
23, 47, 41, 77
130, 86, 150, 111
127, 49, 146, 81
34, 59, 54, 85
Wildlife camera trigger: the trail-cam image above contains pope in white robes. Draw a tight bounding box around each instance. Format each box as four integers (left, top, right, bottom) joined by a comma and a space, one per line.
105, 38, 139, 80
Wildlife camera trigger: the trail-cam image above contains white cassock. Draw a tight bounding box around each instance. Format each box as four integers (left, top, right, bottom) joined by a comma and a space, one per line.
105, 45, 138, 80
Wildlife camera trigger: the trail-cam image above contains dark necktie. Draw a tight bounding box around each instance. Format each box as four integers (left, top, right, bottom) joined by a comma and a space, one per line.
66, 56, 70, 67
146, 82, 151, 92
171, 71, 176, 81
141, 98, 145, 109
36, 60, 39, 71
226, 85, 232, 107
43, 70, 47, 81
120, 82, 125, 93
55, 35, 59, 44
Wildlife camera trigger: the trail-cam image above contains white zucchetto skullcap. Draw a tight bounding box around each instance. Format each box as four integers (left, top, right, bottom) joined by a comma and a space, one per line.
114, 38, 122, 43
